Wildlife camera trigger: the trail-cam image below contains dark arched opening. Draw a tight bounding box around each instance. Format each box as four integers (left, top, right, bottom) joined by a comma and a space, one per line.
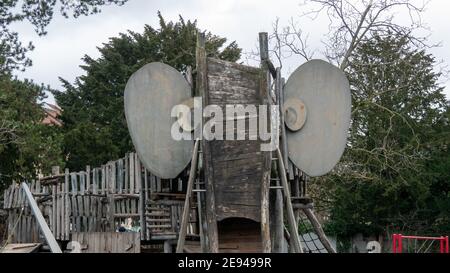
217, 218, 262, 253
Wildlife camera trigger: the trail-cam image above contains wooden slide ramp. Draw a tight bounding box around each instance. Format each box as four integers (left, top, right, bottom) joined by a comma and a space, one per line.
194, 50, 271, 252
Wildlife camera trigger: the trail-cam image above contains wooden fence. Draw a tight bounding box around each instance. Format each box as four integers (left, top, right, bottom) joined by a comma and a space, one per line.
2, 152, 199, 245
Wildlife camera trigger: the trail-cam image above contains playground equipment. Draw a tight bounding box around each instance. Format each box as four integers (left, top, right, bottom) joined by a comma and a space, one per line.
2, 32, 351, 253
392, 234, 449, 253
123, 32, 351, 253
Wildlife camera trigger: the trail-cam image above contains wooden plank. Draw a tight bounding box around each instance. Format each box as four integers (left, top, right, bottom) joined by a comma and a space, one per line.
118, 159, 123, 194
0, 243, 42, 253
86, 166, 91, 193
276, 148, 303, 253
61, 180, 66, 240
52, 183, 57, 233
70, 173, 78, 232
65, 168, 70, 240
144, 169, 149, 201
270, 176, 284, 253
93, 168, 99, 194
259, 33, 272, 253
77, 173, 84, 232
129, 154, 135, 194
156, 177, 161, 192
125, 154, 129, 195
80, 171, 86, 194
88, 196, 93, 232
204, 56, 271, 226
55, 181, 60, 240
111, 162, 116, 194
113, 213, 140, 218
107, 192, 115, 231
135, 153, 141, 193
176, 139, 200, 253
197, 32, 219, 253
137, 156, 145, 240
101, 165, 106, 194
143, 169, 149, 241
21, 183, 62, 252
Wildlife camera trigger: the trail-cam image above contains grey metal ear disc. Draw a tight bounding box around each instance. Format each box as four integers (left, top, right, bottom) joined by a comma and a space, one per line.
284, 59, 351, 177
124, 62, 193, 179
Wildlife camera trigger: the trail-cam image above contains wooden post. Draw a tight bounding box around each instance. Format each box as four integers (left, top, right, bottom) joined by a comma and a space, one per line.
278, 75, 289, 172
164, 240, 173, 253
259, 32, 270, 100
269, 68, 286, 253
176, 139, 200, 253
51, 167, 59, 234
65, 168, 70, 240
270, 177, 285, 252
277, 148, 304, 253
259, 31, 273, 253
196, 179, 207, 252
303, 208, 337, 253
138, 156, 146, 240
197, 31, 219, 253
21, 182, 62, 253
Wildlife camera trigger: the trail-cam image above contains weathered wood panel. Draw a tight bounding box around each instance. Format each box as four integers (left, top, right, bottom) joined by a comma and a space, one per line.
71, 232, 140, 253
204, 57, 270, 223
3, 151, 199, 244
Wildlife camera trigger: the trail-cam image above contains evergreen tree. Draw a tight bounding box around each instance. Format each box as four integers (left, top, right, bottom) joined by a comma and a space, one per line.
0, 76, 64, 190
317, 34, 449, 244
54, 13, 242, 170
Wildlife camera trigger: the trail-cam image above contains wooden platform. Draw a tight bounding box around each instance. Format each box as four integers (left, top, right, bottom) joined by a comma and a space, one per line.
0, 243, 41, 253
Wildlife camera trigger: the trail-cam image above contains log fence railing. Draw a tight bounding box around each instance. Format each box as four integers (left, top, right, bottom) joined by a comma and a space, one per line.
2, 152, 199, 244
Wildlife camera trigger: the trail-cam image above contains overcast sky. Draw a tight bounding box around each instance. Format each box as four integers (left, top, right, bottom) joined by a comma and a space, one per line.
11, 0, 450, 104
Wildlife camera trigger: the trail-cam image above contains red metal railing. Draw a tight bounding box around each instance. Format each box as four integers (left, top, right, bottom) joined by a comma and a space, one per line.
392, 234, 449, 253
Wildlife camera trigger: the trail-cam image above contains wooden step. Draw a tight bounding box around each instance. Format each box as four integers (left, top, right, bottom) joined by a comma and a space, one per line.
148, 225, 172, 229
146, 219, 171, 223
145, 212, 170, 217
146, 207, 170, 212
113, 213, 139, 218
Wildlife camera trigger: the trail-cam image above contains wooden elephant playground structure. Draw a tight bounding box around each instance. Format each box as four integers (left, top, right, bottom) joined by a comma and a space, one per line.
0, 149, 331, 253
1, 32, 344, 254
1, 150, 334, 253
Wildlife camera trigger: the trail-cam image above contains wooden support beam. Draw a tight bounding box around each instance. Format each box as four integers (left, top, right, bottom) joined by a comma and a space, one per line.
258, 31, 273, 253
276, 148, 304, 253
51, 167, 58, 234
21, 182, 62, 253
64, 168, 70, 240
302, 208, 337, 253
270, 176, 285, 253
164, 240, 173, 253
258, 32, 277, 79
197, 31, 219, 253
176, 139, 200, 253
138, 158, 146, 240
